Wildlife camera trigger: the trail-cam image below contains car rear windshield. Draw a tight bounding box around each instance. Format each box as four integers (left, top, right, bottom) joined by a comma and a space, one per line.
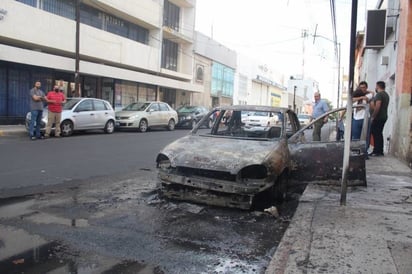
177, 106, 198, 113
123, 102, 150, 111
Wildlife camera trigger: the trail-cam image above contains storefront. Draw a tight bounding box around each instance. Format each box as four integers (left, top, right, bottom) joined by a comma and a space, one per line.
0, 61, 162, 124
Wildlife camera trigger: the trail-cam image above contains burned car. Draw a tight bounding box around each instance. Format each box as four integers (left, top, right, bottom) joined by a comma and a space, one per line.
156, 105, 367, 209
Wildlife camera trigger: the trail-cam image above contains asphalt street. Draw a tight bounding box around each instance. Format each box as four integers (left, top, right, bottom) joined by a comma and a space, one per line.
0, 129, 190, 197
0, 129, 299, 273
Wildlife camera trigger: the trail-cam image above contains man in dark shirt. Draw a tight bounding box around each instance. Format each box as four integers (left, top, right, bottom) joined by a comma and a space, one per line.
370, 81, 390, 156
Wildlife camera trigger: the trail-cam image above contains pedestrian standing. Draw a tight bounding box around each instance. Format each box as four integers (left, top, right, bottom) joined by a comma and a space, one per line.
29, 81, 46, 140
311, 92, 329, 141
45, 85, 66, 138
369, 81, 390, 156
351, 82, 374, 140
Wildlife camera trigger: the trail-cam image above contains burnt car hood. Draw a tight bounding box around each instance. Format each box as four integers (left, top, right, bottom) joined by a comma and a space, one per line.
159, 135, 282, 174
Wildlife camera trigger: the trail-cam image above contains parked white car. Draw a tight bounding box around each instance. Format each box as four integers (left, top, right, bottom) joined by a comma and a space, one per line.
242, 111, 281, 127
298, 114, 312, 128
25, 98, 116, 136
115, 101, 178, 132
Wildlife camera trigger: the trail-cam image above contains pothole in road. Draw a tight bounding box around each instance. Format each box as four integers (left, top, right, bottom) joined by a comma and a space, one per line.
0, 224, 163, 273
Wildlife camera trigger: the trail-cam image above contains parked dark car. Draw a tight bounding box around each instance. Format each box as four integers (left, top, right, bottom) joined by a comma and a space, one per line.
156, 105, 367, 210
175, 105, 212, 129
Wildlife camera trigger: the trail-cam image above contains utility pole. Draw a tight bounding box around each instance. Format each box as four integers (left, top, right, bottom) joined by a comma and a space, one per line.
340, 0, 358, 206
337, 42, 341, 108
74, 0, 80, 97
301, 29, 308, 79
293, 85, 297, 112
312, 34, 341, 109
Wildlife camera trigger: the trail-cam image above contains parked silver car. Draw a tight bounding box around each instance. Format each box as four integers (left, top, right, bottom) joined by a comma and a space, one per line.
115, 101, 178, 132
25, 98, 116, 136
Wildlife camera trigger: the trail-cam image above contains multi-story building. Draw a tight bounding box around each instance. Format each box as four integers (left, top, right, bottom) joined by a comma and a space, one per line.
193, 32, 236, 108
0, 0, 202, 124
356, 0, 412, 165
234, 54, 285, 107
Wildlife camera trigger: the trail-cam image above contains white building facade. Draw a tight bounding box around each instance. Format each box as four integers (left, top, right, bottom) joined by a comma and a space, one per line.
234, 54, 285, 107
0, 0, 202, 123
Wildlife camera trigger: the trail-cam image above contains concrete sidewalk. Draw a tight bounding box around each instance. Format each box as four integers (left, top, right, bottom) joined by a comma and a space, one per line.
266, 156, 412, 274
0, 125, 26, 137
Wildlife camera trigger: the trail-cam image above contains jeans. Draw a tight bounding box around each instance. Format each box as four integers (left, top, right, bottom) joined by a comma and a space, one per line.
371, 118, 387, 154
351, 118, 363, 140
29, 110, 43, 138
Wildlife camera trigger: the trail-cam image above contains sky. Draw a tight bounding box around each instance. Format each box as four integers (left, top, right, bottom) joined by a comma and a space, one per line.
195, 0, 375, 107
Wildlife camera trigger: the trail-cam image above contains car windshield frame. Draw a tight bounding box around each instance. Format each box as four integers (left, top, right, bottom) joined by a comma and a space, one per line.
63, 98, 82, 110
193, 108, 285, 141
122, 102, 151, 111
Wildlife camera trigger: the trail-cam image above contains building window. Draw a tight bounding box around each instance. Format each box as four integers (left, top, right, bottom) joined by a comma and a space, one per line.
163, 0, 180, 31
16, 0, 149, 45
16, 0, 36, 7
42, 0, 75, 20
81, 5, 149, 44
162, 39, 178, 71
211, 62, 234, 97
196, 64, 204, 83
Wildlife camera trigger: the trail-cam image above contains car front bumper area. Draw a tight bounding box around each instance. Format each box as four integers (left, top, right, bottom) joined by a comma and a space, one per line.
115, 119, 137, 128
158, 169, 273, 209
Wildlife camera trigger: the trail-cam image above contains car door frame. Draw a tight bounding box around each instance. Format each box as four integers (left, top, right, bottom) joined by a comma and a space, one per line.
72, 99, 96, 129
146, 103, 160, 126
287, 107, 367, 186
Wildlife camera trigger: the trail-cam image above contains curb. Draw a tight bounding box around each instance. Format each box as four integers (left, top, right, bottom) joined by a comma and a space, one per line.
0, 127, 27, 137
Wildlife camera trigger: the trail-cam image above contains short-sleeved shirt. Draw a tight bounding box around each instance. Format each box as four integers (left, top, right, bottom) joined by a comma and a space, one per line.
46, 91, 66, 113
312, 99, 329, 119
29, 88, 45, 111
374, 91, 389, 121
353, 93, 372, 120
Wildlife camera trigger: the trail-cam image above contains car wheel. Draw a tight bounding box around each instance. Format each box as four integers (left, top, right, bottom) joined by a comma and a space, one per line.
207, 119, 213, 129
191, 119, 197, 129
139, 119, 148, 133
272, 172, 288, 202
60, 120, 73, 137
167, 119, 175, 131
104, 120, 115, 134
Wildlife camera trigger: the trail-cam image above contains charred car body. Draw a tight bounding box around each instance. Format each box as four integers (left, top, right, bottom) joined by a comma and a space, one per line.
156, 105, 367, 209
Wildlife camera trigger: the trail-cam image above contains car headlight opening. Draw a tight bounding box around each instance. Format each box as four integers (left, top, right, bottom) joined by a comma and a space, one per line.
156, 154, 171, 170
239, 165, 267, 180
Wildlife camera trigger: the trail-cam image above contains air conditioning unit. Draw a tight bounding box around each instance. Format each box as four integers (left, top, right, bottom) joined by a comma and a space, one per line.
381, 56, 389, 65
